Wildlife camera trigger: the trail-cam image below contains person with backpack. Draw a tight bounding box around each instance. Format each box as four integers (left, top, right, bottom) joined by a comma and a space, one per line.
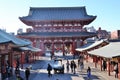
47, 63, 52, 77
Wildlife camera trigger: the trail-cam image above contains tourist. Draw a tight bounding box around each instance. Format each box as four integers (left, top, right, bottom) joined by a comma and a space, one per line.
70, 61, 74, 73
78, 59, 80, 67
114, 63, 119, 78
25, 67, 30, 80
15, 68, 20, 77
102, 60, 106, 71
87, 66, 91, 80
47, 63, 52, 77
66, 60, 70, 73
80, 62, 84, 72
73, 60, 77, 74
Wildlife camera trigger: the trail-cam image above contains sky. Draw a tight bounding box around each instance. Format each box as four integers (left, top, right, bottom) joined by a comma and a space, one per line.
0, 0, 120, 34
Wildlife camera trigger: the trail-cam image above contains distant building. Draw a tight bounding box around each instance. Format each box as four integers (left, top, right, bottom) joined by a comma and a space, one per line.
86, 26, 97, 41
96, 27, 110, 39
111, 30, 120, 39
17, 28, 23, 34
86, 26, 96, 32
18, 7, 97, 55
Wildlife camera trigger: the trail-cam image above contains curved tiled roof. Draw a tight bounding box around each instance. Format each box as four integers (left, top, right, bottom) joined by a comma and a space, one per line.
0, 29, 30, 46
76, 39, 109, 52
88, 41, 120, 58
18, 32, 97, 38
19, 7, 96, 22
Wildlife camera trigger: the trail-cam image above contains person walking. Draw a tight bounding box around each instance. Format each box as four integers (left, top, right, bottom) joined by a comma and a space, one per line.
87, 66, 91, 80
73, 61, 77, 74
80, 62, 84, 72
47, 63, 52, 77
25, 67, 30, 80
70, 61, 74, 73
66, 60, 70, 73
102, 60, 106, 71
114, 63, 119, 78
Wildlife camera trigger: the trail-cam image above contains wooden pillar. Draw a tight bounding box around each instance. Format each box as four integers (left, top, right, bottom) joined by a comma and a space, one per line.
9, 52, 11, 66
108, 60, 111, 76
10, 51, 13, 67
100, 57, 102, 71
95, 56, 97, 68
21, 52, 24, 69
118, 61, 120, 79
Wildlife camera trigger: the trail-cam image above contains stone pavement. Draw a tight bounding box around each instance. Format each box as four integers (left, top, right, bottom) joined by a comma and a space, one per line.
8, 54, 119, 80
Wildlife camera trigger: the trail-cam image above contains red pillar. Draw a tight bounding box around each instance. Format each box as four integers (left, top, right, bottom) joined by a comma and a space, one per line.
118, 63, 120, 79
21, 52, 24, 69
93, 56, 97, 68
100, 57, 102, 71
108, 60, 111, 76
9, 52, 12, 66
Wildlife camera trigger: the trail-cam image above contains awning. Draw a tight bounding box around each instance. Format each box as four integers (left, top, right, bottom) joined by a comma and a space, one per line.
76, 39, 109, 52
88, 42, 120, 58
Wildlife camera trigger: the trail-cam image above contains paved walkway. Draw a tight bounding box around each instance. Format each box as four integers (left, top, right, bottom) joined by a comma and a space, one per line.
8, 54, 119, 80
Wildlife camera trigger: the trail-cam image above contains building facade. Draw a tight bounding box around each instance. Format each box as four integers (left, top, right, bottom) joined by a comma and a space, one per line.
18, 7, 97, 55
111, 30, 120, 39
96, 27, 110, 39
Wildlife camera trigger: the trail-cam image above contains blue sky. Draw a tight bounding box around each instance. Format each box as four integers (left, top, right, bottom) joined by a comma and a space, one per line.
0, 0, 119, 33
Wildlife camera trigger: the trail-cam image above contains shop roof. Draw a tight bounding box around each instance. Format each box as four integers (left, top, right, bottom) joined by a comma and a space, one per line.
0, 29, 30, 46
76, 39, 109, 52
88, 41, 120, 58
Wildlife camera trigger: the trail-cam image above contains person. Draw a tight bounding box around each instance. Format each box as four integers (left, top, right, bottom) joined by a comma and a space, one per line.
102, 60, 106, 71
87, 66, 91, 80
70, 61, 74, 73
47, 63, 52, 77
15, 68, 20, 77
80, 62, 84, 72
114, 63, 118, 78
25, 67, 30, 80
7, 66, 12, 78
66, 60, 70, 73
73, 61, 77, 74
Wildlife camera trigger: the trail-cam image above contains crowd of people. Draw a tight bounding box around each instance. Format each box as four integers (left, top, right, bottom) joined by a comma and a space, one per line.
46, 53, 91, 79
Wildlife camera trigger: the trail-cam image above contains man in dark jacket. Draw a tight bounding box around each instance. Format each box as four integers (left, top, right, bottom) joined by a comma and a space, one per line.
25, 67, 30, 80
47, 63, 52, 77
